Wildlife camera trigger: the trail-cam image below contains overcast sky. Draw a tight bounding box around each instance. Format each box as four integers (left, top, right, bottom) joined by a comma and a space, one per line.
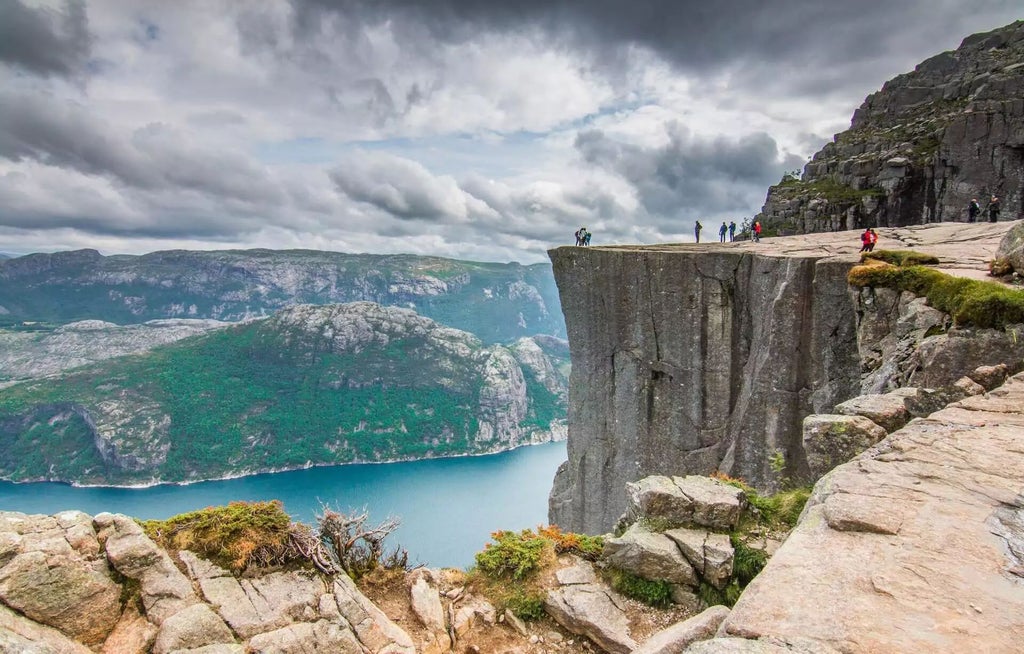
0, 1, 1019, 263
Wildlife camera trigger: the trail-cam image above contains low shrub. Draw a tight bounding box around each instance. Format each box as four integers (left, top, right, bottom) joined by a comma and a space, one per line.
745, 487, 812, 528
536, 525, 604, 560
475, 529, 553, 581
730, 537, 769, 585
141, 500, 296, 572
606, 568, 673, 608
698, 580, 743, 608
503, 587, 547, 621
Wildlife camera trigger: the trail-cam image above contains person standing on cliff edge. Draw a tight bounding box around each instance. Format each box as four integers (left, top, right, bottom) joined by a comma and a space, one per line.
719, 222, 728, 242
694, 220, 702, 243
728, 221, 736, 241
968, 198, 980, 223
988, 196, 1001, 222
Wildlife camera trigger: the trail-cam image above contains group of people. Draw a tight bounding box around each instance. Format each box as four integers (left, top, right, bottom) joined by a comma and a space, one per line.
574, 226, 592, 246
967, 196, 1001, 223
694, 220, 759, 243
859, 228, 879, 252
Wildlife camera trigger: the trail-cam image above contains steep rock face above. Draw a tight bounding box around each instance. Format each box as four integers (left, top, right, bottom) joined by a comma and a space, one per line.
0, 249, 564, 343
697, 372, 1024, 653
757, 21, 1024, 234
0, 302, 567, 485
548, 245, 861, 533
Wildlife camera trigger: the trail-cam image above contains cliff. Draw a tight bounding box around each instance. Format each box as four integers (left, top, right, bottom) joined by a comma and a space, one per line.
757, 21, 1024, 234
549, 222, 1021, 534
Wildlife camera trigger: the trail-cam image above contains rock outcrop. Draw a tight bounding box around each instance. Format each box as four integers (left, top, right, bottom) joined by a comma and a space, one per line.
757, 21, 1024, 234
548, 222, 1018, 533
0, 511, 416, 654
693, 371, 1024, 653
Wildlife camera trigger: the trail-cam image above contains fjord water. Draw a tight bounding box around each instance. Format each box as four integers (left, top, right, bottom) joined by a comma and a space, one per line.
0, 441, 566, 569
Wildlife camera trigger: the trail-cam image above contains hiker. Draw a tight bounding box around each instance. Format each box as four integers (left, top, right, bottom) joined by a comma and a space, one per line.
728, 221, 736, 241
583, 229, 592, 246
868, 228, 878, 252
574, 226, 586, 246
694, 220, 702, 243
967, 198, 980, 223
752, 220, 762, 242
719, 222, 728, 243
859, 228, 872, 253
988, 196, 1001, 223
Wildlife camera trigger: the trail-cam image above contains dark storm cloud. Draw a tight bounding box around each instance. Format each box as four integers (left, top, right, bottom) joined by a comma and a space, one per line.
576, 124, 803, 218
0, 0, 91, 77
287, 0, 1016, 84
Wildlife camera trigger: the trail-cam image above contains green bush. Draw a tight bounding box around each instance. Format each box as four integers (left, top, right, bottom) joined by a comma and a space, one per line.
141, 501, 296, 572
475, 529, 551, 580
504, 588, 547, 620
698, 580, 743, 608
607, 569, 673, 608
745, 487, 812, 528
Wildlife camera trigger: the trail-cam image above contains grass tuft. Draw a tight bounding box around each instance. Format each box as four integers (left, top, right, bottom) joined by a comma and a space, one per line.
606, 568, 674, 608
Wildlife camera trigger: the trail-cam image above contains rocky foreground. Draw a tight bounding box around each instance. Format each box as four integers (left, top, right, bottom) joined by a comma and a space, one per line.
3, 368, 1024, 652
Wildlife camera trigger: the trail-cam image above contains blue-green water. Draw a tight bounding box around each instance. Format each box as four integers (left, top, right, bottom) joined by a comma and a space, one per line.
0, 442, 567, 569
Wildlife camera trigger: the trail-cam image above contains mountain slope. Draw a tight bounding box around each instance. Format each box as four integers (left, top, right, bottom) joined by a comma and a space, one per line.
0, 249, 565, 343
757, 20, 1024, 234
0, 302, 567, 486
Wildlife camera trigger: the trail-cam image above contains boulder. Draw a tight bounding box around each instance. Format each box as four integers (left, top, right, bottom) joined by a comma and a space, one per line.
179, 552, 321, 639
910, 327, 1024, 389
833, 393, 910, 433
664, 528, 734, 589
556, 560, 600, 585
101, 604, 158, 654
151, 604, 235, 654
626, 475, 744, 531
332, 573, 415, 654
545, 584, 637, 654
0, 545, 121, 646
0, 603, 92, 654
451, 594, 496, 638
952, 376, 986, 396
603, 523, 698, 586
409, 575, 446, 633
246, 620, 363, 654
968, 363, 1010, 390
632, 605, 730, 654
97, 513, 198, 625
901, 386, 966, 417
996, 220, 1024, 272
802, 414, 887, 479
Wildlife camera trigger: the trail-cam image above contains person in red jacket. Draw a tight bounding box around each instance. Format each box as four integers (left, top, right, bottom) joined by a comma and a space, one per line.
859, 228, 872, 252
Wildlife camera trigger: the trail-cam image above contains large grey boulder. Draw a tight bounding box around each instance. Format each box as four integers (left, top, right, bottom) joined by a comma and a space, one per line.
332, 573, 416, 654
833, 393, 910, 433
246, 621, 363, 654
626, 475, 745, 531
545, 584, 637, 654
708, 373, 1024, 653
0, 512, 122, 646
0, 603, 93, 654
664, 528, 734, 590
632, 605, 730, 654
409, 575, 446, 633
968, 363, 1010, 390
603, 523, 698, 586
151, 604, 235, 654
97, 512, 199, 625
802, 414, 887, 479
910, 326, 1024, 389
996, 220, 1024, 272
179, 551, 321, 639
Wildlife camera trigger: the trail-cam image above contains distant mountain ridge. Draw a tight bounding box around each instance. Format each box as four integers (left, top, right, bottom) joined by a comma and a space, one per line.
0, 248, 565, 343
0, 302, 568, 486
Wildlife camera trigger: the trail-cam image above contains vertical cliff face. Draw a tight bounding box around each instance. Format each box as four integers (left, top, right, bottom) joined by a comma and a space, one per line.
548, 245, 862, 533
757, 21, 1024, 234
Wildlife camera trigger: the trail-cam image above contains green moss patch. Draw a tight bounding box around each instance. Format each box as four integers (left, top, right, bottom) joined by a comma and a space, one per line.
849, 261, 1024, 329
606, 568, 674, 607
